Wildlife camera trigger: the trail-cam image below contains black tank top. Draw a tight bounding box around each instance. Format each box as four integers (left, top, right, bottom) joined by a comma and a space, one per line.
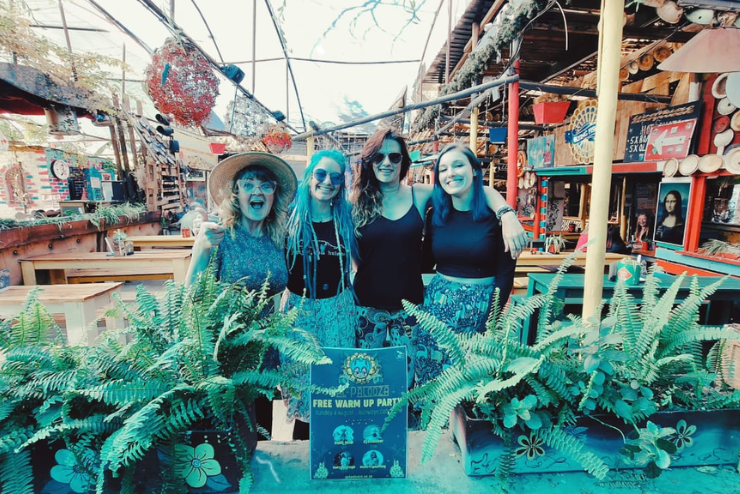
354, 195, 424, 310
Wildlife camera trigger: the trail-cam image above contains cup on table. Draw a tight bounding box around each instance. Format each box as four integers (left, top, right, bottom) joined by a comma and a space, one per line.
181, 228, 191, 238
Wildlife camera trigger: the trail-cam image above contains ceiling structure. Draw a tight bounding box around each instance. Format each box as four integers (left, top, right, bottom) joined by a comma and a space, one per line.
413, 0, 724, 147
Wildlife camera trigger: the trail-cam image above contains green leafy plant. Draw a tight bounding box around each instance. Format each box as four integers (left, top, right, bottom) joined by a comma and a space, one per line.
388, 261, 740, 486
0, 265, 332, 493
0, 289, 85, 494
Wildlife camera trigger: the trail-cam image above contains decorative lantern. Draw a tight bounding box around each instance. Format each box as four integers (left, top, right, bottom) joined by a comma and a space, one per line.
262, 124, 292, 154
145, 39, 220, 127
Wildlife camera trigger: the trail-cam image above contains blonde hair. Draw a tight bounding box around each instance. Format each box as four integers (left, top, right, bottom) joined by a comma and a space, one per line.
218, 166, 289, 245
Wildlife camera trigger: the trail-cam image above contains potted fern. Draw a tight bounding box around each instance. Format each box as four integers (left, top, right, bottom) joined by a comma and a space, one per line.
545, 234, 567, 254
2, 267, 330, 494
0, 290, 106, 494
77, 268, 330, 493
390, 266, 740, 484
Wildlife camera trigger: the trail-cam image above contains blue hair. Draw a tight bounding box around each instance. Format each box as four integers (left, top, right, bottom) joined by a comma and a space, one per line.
431, 143, 493, 227
285, 149, 357, 298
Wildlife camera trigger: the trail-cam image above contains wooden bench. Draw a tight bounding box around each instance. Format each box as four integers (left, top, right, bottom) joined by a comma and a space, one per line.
0, 283, 123, 345
66, 267, 174, 284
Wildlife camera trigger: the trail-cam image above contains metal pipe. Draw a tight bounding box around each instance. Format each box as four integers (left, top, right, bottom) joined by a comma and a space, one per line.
293, 73, 519, 139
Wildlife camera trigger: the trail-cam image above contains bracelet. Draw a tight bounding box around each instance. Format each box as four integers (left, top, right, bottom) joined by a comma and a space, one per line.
495, 205, 516, 220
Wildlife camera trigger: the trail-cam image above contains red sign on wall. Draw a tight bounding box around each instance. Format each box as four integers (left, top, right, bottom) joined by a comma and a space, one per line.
643, 120, 698, 161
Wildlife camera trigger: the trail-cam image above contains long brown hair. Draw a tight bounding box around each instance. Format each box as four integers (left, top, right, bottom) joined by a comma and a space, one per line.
351, 128, 411, 233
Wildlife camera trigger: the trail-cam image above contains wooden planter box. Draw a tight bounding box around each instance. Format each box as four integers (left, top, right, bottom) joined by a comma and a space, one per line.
450, 406, 740, 477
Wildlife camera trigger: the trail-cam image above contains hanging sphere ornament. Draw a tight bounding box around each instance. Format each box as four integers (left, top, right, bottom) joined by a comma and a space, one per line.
145, 38, 220, 127
262, 123, 293, 154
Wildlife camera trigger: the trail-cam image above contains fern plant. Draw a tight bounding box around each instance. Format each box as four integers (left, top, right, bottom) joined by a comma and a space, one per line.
69, 265, 331, 493
387, 263, 611, 484
0, 289, 93, 494
4, 266, 330, 494
389, 262, 740, 485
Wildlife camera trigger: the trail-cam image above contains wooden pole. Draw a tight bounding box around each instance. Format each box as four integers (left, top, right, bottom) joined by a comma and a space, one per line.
506, 46, 520, 208
470, 107, 479, 154
252, 0, 257, 94
307, 135, 315, 163
582, 0, 625, 321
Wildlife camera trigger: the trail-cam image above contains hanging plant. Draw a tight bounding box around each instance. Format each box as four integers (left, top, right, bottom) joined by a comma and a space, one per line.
262, 123, 293, 154
145, 38, 220, 127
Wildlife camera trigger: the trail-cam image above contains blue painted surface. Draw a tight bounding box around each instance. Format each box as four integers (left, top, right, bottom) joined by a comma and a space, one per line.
656, 248, 740, 277
451, 409, 740, 477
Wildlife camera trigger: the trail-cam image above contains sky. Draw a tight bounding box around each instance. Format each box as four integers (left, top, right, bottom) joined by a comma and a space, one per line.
17, 0, 475, 134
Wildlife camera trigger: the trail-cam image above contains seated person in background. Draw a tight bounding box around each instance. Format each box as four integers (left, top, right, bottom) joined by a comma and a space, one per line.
633, 212, 652, 245
606, 225, 630, 254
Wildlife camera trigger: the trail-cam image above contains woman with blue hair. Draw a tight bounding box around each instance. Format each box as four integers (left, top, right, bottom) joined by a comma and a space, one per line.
415, 143, 517, 386
280, 148, 358, 438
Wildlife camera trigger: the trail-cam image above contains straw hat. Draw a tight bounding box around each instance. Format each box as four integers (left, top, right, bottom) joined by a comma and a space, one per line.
638, 53, 655, 71
208, 152, 297, 206
731, 111, 740, 132
698, 154, 723, 174
724, 147, 740, 175
619, 68, 630, 81
653, 45, 672, 63
712, 73, 729, 99
656, 1, 683, 24
678, 154, 699, 176
663, 158, 679, 177
628, 61, 640, 75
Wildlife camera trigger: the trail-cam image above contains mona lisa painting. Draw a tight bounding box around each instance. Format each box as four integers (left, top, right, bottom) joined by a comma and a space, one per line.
654, 179, 691, 247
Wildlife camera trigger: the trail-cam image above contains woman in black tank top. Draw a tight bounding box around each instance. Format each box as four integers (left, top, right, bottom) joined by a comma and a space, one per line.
351, 130, 527, 390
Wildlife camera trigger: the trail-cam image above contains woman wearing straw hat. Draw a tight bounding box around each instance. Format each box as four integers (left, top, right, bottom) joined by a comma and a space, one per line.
352, 129, 526, 387
186, 151, 296, 291
186, 151, 297, 440
280, 149, 357, 438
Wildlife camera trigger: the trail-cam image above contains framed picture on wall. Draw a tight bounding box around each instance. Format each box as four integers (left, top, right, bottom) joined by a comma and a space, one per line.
654, 178, 692, 247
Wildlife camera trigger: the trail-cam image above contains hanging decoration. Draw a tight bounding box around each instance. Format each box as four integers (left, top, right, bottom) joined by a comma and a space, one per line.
262, 123, 292, 154
224, 94, 271, 138
145, 38, 219, 127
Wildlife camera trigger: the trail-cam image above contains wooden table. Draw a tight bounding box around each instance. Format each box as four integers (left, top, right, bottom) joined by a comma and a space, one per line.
518, 273, 740, 344
516, 252, 628, 267
19, 250, 192, 285
126, 235, 194, 249
0, 283, 123, 345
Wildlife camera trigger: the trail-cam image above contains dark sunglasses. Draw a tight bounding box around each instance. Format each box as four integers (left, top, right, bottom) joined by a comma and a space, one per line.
313, 169, 344, 185
369, 152, 403, 165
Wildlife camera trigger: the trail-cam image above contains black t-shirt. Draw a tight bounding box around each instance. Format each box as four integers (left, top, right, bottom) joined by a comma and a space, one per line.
287, 220, 346, 299
425, 207, 516, 303
353, 205, 425, 310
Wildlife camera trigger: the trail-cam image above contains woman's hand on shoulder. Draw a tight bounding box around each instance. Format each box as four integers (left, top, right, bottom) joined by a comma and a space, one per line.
195, 221, 225, 250
500, 212, 527, 259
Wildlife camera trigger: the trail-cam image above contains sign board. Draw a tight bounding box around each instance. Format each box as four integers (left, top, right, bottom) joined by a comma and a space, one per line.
624, 102, 701, 162
527, 135, 556, 168
310, 347, 407, 480
565, 101, 598, 164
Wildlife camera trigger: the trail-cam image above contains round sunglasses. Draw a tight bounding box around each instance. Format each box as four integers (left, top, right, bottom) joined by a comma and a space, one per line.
313, 169, 344, 185
369, 152, 403, 165
237, 180, 277, 194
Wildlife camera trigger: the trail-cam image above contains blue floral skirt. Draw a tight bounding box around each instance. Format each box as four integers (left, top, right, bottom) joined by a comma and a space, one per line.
279, 289, 356, 423
414, 275, 495, 387
356, 306, 417, 389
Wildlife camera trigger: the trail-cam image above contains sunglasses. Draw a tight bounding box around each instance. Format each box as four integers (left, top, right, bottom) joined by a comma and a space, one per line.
313, 169, 344, 185
237, 180, 277, 194
369, 152, 403, 165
